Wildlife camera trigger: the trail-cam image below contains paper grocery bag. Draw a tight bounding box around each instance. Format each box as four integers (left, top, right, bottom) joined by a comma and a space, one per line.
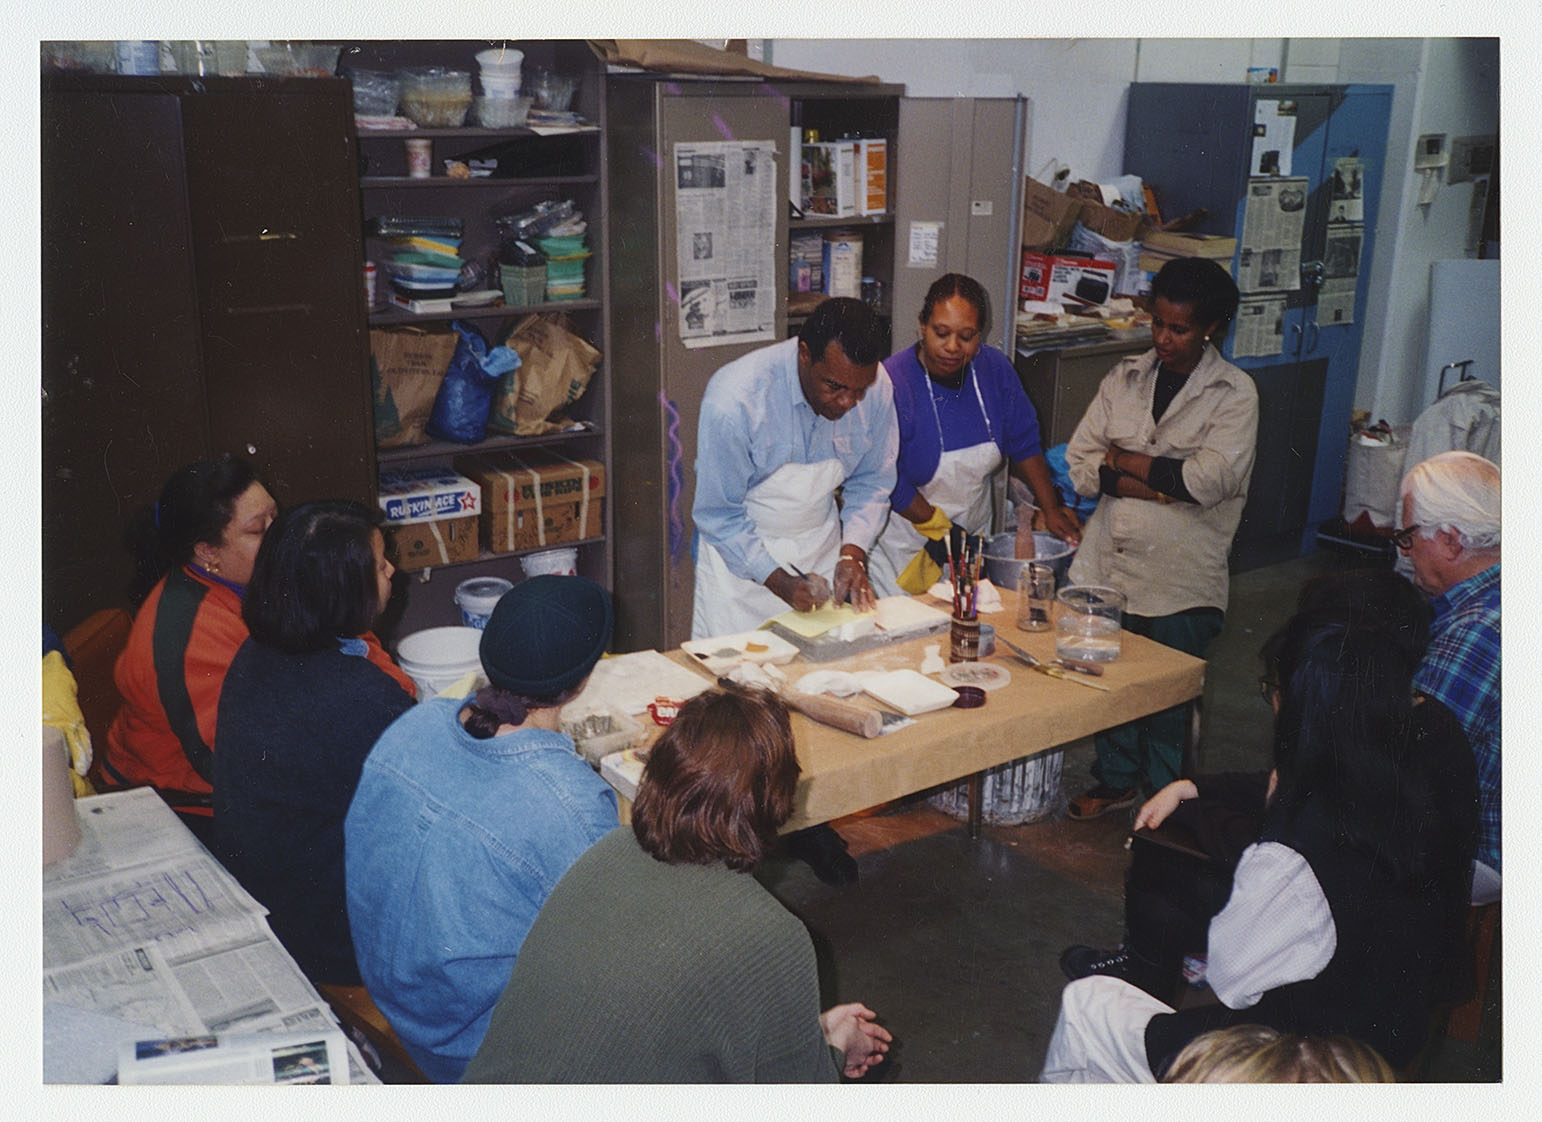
371, 325, 458, 446
489, 313, 601, 436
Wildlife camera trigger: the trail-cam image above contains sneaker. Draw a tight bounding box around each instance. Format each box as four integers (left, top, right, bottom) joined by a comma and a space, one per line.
1066, 784, 1137, 820
1060, 944, 1135, 983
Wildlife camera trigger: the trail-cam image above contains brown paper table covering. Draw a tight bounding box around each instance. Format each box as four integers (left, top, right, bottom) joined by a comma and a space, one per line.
641, 589, 1205, 832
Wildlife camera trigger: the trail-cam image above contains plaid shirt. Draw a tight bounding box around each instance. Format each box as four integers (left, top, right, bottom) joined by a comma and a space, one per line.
1415, 563, 1501, 871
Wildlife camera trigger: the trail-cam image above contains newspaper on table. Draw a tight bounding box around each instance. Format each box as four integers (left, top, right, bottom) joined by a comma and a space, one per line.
674, 139, 778, 349
1237, 177, 1308, 294
42, 788, 377, 1084
118, 1029, 351, 1085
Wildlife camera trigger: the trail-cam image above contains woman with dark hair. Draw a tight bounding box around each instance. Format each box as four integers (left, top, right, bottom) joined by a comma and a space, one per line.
869, 272, 1080, 597
345, 575, 621, 1083
103, 456, 277, 839
462, 686, 893, 1084
1041, 589, 1478, 1081
212, 500, 415, 985
1063, 256, 1259, 819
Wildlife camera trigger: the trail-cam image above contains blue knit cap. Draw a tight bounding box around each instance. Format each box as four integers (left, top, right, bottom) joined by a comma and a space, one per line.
479, 574, 613, 697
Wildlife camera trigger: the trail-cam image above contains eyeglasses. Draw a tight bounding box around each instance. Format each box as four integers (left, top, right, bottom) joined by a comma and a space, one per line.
1390, 524, 1422, 551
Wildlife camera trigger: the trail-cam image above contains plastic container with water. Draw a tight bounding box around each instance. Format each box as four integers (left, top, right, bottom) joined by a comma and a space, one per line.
1055, 585, 1125, 662
454, 577, 512, 630
395, 626, 485, 698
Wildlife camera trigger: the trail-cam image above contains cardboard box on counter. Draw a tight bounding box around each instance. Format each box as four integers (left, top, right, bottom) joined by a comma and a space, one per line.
1022, 176, 1082, 252
454, 450, 606, 554
1065, 180, 1150, 243
377, 467, 483, 571
1020, 251, 1118, 306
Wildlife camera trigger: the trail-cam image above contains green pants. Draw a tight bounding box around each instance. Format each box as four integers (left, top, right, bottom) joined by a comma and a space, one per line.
1092, 608, 1224, 792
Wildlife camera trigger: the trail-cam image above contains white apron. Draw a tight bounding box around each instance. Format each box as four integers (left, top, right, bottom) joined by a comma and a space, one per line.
870, 367, 1002, 597
692, 457, 846, 639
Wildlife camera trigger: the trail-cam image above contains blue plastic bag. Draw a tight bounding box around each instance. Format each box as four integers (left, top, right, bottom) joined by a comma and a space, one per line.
426, 321, 522, 444
1046, 443, 1100, 520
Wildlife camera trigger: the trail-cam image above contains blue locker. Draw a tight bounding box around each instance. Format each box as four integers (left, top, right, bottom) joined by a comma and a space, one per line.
1125, 82, 1392, 569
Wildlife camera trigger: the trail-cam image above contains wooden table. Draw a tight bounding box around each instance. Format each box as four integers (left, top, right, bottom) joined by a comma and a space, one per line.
605, 589, 1206, 834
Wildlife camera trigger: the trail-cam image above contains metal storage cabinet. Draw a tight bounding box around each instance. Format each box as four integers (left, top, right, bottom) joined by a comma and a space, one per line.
1125, 82, 1392, 570
42, 74, 375, 631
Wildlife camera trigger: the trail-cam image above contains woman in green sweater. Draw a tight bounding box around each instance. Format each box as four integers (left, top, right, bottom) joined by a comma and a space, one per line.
462, 685, 892, 1083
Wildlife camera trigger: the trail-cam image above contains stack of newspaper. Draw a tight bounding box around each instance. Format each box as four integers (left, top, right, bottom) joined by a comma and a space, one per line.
42, 788, 375, 1084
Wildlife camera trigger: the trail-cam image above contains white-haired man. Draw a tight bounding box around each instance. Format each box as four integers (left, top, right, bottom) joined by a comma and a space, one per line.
1397, 450, 1501, 902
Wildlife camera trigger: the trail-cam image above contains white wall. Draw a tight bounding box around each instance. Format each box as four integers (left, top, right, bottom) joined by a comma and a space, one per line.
767, 37, 1500, 425
1339, 37, 1500, 423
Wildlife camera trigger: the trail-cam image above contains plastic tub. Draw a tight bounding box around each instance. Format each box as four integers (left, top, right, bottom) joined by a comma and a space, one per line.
520, 547, 579, 577
454, 576, 513, 630
479, 75, 523, 97
476, 47, 525, 76
395, 626, 484, 698
527, 68, 579, 111
474, 94, 533, 128
983, 531, 1076, 590
348, 68, 401, 116
400, 68, 472, 127
500, 263, 547, 306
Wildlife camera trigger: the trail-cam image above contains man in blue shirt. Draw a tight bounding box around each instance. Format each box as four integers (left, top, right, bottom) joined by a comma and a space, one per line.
344, 576, 618, 1081
1398, 451, 1500, 902
691, 298, 896, 886
692, 297, 897, 640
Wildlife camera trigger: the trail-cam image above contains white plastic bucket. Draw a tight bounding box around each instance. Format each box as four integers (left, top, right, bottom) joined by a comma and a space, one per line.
454, 576, 512, 630
520, 547, 579, 577
396, 626, 484, 698
928, 748, 1065, 826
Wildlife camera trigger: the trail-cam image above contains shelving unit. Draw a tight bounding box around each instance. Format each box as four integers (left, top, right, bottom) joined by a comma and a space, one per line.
341, 40, 613, 637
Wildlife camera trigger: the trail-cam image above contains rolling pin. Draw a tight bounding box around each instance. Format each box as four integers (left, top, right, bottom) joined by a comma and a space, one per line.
782, 688, 884, 739
718, 676, 883, 738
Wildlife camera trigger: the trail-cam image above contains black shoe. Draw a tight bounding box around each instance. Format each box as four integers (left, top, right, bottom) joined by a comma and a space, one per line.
1060, 944, 1180, 1005
1059, 944, 1135, 983
786, 823, 859, 886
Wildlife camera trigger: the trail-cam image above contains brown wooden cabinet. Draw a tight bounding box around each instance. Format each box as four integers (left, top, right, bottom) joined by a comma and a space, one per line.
43, 73, 375, 631
42, 44, 615, 638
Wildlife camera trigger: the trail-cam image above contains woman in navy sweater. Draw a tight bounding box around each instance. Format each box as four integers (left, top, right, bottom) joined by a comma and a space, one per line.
213, 500, 415, 984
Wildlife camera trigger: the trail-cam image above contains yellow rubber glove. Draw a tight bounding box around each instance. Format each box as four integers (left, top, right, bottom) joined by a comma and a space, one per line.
42, 650, 95, 797
896, 547, 943, 595
914, 504, 953, 542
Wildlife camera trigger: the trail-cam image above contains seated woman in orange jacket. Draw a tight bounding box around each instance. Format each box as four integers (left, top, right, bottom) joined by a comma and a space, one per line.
102, 458, 278, 840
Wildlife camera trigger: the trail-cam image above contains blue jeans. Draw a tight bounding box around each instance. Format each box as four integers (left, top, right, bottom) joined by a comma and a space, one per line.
1092, 608, 1223, 792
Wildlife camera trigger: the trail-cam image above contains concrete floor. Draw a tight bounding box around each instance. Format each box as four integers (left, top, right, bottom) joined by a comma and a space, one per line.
756, 550, 1501, 1082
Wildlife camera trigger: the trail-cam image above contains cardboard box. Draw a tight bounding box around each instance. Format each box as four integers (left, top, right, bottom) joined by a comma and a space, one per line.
856, 138, 888, 216
1065, 181, 1150, 243
454, 451, 606, 554
1021, 176, 1083, 252
377, 467, 484, 571
1020, 251, 1119, 306
378, 467, 482, 525
386, 514, 481, 571
803, 141, 857, 217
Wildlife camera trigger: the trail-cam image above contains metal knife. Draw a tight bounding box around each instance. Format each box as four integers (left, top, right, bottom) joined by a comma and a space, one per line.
996, 636, 1110, 691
